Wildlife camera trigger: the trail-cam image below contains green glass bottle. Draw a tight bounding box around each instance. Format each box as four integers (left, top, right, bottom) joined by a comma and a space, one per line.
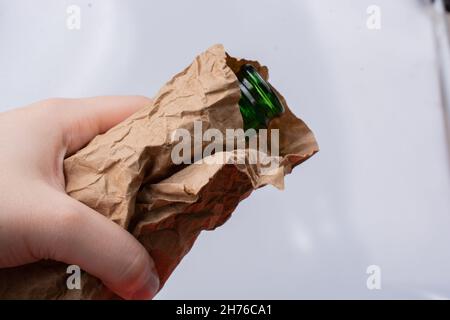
236, 64, 284, 131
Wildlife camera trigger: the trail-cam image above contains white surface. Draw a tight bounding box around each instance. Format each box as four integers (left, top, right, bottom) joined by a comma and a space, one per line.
1, 0, 450, 299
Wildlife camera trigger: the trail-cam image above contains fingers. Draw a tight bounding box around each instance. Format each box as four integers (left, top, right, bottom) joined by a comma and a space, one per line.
52, 96, 152, 155
39, 96, 155, 297
40, 193, 159, 300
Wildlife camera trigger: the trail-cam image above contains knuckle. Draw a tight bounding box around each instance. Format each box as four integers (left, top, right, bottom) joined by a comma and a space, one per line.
41, 98, 68, 107
37, 98, 73, 117
25, 197, 80, 261
45, 200, 85, 261
56, 204, 82, 230
50, 203, 82, 246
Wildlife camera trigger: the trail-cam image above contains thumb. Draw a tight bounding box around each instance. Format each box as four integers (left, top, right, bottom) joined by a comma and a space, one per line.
57, 96, 152, 155
44, 193, 159, 300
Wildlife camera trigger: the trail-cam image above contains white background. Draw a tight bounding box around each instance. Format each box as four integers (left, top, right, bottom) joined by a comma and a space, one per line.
1, 0, 450, 299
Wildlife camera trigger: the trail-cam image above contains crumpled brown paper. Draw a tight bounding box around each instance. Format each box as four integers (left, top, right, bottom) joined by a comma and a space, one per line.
0, 44, 318, 299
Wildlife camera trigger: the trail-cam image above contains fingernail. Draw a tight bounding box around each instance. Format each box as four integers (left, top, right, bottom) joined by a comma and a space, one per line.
131, 272, 160, 300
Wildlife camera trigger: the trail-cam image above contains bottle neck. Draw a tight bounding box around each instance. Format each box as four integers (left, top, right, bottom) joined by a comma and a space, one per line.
236, 64, 284, 131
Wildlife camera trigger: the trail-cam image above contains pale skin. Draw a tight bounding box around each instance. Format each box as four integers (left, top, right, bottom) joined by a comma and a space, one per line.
0, 96, 159, 299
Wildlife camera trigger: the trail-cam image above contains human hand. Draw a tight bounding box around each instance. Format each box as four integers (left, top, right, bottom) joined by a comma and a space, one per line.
0, 96, 159, 299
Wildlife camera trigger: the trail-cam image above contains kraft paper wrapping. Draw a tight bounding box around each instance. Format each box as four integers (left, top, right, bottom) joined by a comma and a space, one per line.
0, 44, 318, 299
